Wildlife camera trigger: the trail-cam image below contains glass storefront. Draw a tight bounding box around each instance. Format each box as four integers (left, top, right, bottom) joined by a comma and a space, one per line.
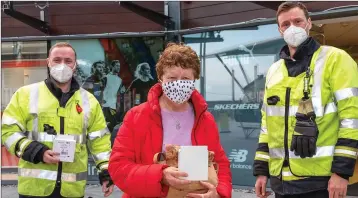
1, 18, 358, 190
183, 24, 285, 187
1, 41, 48, 112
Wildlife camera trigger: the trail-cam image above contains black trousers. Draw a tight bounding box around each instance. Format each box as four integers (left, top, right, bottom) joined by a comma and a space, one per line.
275, 190, 329, 198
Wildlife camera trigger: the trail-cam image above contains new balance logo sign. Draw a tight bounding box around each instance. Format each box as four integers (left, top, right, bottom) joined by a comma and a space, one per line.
228, 149, 252, 170
228, 149, 248, 163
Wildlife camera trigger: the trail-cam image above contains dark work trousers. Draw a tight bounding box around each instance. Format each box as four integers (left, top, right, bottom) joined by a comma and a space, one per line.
275, 190, 329, 198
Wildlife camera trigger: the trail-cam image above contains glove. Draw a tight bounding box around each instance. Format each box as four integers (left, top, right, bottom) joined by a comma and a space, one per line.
290, 111, 319, 158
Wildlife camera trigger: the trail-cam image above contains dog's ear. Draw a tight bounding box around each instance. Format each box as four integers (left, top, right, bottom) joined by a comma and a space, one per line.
153, 152, 166, 163
157, 152, 166, 162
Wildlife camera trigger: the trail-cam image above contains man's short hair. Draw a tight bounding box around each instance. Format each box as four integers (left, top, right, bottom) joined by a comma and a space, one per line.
49, 42, 77, 59
110, 60, 120, 70
276, 1, 310, 23
91, 60, 105, 74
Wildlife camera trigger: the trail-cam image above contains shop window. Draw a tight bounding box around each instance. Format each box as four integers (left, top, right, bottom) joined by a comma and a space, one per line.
1, 41, 48, 111
183, 24, 285, 186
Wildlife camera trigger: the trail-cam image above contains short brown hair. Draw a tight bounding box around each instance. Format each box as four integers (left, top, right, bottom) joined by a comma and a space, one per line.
49, 42, 77, 59
276, 1, 310, 23
156, 42, 200, 80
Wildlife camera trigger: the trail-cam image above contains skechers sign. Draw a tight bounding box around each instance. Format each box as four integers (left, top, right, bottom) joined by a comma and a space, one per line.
213, 103, 260, 110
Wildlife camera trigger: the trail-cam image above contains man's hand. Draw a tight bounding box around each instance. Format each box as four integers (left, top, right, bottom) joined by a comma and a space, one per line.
43, 150, 60, 164
328, 173, 348, 198
102, 180, 114, 197
255, 175, 271, 198
186, 181, 219, 198
162, 167, 191, 187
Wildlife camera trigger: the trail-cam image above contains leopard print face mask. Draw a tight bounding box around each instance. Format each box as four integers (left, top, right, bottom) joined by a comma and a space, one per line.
162, 80, 195, 104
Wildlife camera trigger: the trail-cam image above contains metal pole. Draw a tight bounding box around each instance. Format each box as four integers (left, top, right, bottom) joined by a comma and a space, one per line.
199, 33, 204, 95
216, 55, 251, 99
232, 68, 235, 101
236, 57, 249, 84
254, 64, 258, 102
202, 33, 207, 99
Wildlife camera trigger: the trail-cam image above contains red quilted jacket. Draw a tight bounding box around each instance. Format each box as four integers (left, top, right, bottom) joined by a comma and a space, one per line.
108, 83, 232, 198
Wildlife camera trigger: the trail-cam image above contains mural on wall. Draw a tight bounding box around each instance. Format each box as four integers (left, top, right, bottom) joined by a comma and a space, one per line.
67, 38, 164, 137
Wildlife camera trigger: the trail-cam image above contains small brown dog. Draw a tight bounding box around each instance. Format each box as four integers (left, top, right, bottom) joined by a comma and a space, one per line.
153, 144, 218, 198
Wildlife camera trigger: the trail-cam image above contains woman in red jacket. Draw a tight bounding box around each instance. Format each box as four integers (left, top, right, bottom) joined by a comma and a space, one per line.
109, 42, 232, 198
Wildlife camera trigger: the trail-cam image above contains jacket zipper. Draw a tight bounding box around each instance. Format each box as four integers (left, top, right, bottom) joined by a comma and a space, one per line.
192, 107, 207, 145
283, 88, 291, 167
56, 94, 66, 188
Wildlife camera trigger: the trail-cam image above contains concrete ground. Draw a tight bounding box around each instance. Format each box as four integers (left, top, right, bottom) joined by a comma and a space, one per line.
2, 185, 358, 198
1, 185, 272, 198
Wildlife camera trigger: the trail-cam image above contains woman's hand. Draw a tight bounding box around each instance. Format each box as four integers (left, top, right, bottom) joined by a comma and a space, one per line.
186, 181, 219, 198
162, 167, 191, 187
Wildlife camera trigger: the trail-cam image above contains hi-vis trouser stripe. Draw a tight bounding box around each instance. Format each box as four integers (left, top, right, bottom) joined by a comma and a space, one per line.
19, 168, 87, 182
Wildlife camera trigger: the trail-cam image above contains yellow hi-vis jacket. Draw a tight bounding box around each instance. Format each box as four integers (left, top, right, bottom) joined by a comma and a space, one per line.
254, 46, 358, 182
1, 81, 111, 197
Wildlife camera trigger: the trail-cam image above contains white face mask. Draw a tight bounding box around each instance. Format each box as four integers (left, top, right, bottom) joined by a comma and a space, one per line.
283, 24, 309, 47
162, 80, 195, 104
50, 63, 74, 83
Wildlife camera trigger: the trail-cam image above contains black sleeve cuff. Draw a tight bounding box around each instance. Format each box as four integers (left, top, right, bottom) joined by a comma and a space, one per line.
331, 156, 356, 178
98, 169, 113, 186
253, 160, 270, 177
335, 173, 350, 181
22, 141, 49, 164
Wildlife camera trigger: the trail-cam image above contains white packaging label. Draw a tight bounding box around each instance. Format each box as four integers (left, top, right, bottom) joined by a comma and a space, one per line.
53, 135, 76, 163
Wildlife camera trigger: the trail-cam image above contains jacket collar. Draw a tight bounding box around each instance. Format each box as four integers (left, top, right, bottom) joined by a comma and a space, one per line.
44, 77, 80, 100
147, 83, 208, 118
280, 37, 320, 60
